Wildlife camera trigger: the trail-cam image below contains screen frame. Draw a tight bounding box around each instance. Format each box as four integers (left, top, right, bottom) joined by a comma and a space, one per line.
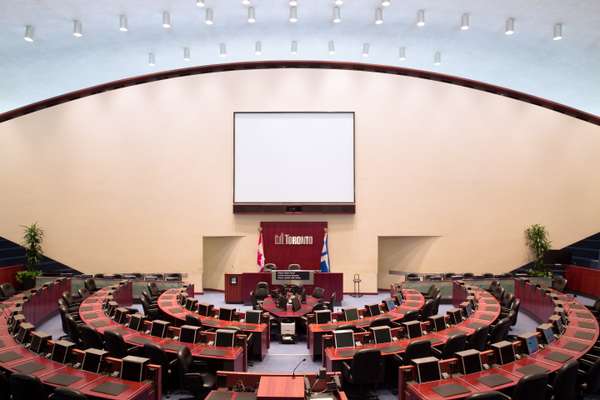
233, 111, 356, 214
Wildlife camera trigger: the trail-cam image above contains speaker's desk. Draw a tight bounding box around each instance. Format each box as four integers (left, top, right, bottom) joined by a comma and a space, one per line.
225, 271, 343, 305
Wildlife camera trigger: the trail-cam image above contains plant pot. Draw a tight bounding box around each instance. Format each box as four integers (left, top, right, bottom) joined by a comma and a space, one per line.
19, 276, 36, 290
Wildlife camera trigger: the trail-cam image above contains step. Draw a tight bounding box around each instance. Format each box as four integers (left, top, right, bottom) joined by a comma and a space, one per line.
0, 241, 18, 250
0, 255, 26, 267
568, 247, 600, 259
571, 256, 600, 268
574, 240, 600, 250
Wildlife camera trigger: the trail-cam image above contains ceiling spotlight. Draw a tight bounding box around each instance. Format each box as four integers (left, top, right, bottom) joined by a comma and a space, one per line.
505, 17, 515, 35
255, 40, 262, 55
332, 6, 341, 23
162, 11, 171, 28
398, 46, 406, 61
362, 43, 370, 57
196, 0, 205, 7
328, 40, 335, 55
219, 43, 227, 57
289, 0, 298, 5
242, 0, 251, 5
119, 15, 128, 32
553, 23, 563, 40
417, 9, 425, 27
205, 8, 214, 25
248, 7, 256, 23
291, 40, 298, 54
460, 13, 470, 30
375, 7, 383, 25
335, 0, 343, 5
289, 6, 298, 23
434, 51, 441, 66
24, 25, 34, 42
381, 0, 391, 7
148, 52, 156, 66
183, 47, 191, 61
73, 20, 83, 37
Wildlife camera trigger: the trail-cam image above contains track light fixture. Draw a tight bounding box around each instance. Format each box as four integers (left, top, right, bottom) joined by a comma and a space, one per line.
119, 15, 128, 32
332, 6, 341, 23
375, 7, 383, 25
461, 13, 470, 31
289, 6, 298, 23
248, 7, 256, 23
162, 11, 171, 29
183, 47, 191, 61
24, 25, 34, 42
417, 10, 425, 27
205, 8, 214, 25
553, 23, 563, 40
73, 20, 82, 37
505, 18, 515, 35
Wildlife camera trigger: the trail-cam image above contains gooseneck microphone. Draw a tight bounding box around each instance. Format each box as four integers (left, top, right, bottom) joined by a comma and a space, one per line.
292, 358, 306, 378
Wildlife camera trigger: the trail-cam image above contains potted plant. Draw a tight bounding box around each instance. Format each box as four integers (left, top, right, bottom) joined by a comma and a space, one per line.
525, 224, 552, 277
15, 223, 44, 289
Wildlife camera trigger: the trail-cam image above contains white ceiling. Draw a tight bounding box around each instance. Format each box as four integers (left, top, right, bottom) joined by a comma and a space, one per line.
1, 0, 599, 116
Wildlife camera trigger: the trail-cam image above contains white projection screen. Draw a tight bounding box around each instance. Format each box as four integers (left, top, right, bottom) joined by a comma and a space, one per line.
234, 112, 354, 212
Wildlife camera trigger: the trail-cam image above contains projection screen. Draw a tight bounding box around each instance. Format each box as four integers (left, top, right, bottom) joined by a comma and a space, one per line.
234, 112, 354, 210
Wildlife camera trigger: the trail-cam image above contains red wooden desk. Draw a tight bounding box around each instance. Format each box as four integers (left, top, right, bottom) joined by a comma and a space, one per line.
261, 295, 320, 319
565, 264, 600, 298
256, 376, 304, 399
79, 375, 155, 400
406, 377, 479, 400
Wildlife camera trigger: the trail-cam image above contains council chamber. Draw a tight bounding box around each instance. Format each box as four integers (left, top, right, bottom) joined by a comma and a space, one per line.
1, 1, 600, 400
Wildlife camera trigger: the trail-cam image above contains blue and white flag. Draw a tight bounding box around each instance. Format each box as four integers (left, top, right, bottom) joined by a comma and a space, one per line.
320, 232, 330, 272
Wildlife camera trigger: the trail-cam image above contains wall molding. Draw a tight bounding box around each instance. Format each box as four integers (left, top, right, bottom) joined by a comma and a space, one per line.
0, 61, 598, 125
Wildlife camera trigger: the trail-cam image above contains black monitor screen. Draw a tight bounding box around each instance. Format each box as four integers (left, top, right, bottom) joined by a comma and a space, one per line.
120, 356, 148, 382
525, 335, 539, 355
456, 350, 482, 374
179, 325, 199, 344
315, 310, 332, 324
537, 323, 556, 345
128, 314, 145, 331
549, 315, 564, 335
185, 298, 198, 311
245, 310, 261, 324
384, 299, 396, 312
413, 357, 442, 383
29, 331, 50, 354
343, 308, 359, 321
371, 326, 392, 344
367, 304, 381, 317
492, 341, 515, 365
218, 308, 235, 321
82, 350, 106, 373
198, 303, 213, 316
334, 330, 355, 349
429, 316, 446, 332
16, 322, 34, 344
215, 329, 235, 347
403, 321, 423, 339
150, 321, 169, 338
51, 340, 74, 364
447, 308, 463, 324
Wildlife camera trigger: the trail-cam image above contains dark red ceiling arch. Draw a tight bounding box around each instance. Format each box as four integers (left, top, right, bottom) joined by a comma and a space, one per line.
0, 61, 598, 125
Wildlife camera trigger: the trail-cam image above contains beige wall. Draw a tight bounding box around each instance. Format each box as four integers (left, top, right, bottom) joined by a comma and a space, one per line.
1, 68, 599, 293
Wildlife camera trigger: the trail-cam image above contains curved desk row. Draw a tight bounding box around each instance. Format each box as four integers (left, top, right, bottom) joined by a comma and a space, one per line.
80, 281, 246, 372
403, 279, 599, 400
0, 278, 158, 400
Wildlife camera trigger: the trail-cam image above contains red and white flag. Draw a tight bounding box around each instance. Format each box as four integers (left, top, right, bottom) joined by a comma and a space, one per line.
257, 230, 265, 271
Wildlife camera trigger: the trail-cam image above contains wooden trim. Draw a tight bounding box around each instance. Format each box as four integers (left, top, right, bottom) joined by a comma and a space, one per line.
0, 61, 598, 125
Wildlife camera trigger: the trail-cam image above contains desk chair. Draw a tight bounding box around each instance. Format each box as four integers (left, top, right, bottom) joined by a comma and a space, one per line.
104, 330, 141, 358
84, 278, 98, 293
465, 392, 510, 400
140, 296, 160, 319
288, 263, 301, 270
342, 349, 384, 400
0, 283, 16, 300
401, 310, 420, 322
176, 346, 216, 398
488, 317, 511, 344
144, 343, 176, 392
62, 291, 82, 306
548, 359, 578, 400
578, 357, 600, 396
65, 314, 83, 346
431, 333, 466, 359
185, 314, 202, 327
432, 293, 442, 314
369, 317, 393, 329
406, 273, 420, 282
147, 282, 162, 298
50, 388, 89, 400
77, 287, 90, 300
467, 326, 489, 351
420, 299, 436, 319
511, 373, 549, 400
395, 340, 432, 364
9, 373, 46, 400
0, 371, 9, 400
312, 287, 325, 299
264, 263, 276, 271
79, 325, 105, 350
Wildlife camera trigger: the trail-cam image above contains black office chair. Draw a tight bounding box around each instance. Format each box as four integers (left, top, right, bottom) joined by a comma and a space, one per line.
65, 314, 83, 346
176, 346, 216, 397
432, 293, 442, 315
62, 291, 82, 307
463, 272, 475, 279
79, 325, 105, 350
144, 343, 176, 392
395, 340, 432, 364
465, 391, 510, 400
84, 278, 98, 293
165, 273, 183, 282
401, 310, 420, 322
263, 263, 276, 271
50, 388, 89, 400
0, 283, 16, 300
482, 273, 495, 278
288, 263, 301, 270
147, 282, 162, 298
420, 299, 436, 319
507, 299, 521, 326
312, 287, 325, 299
432, 333, 467, 359
578, 357, 600, 396
185, 314, 202, 327
9, 373, 47, 400
548, 359, 577, 400
369, 317, 393, 329
0, 371, 9, 400
342, 349, 384, 400
77, 287, 90, 299
488, 317, 511, 344
140, 296, 160, 319
406, 273, 420, 282
104, 330, 140, 358
58, 297, 79, 314
422, 285, 437, 299
467, 325, 489, 351
511, 373, 549, 400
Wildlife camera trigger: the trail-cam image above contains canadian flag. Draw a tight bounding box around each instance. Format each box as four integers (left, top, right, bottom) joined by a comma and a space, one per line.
257, 230, 265, 271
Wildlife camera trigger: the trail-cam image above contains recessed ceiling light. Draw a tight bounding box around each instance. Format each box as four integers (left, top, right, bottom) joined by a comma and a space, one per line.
219, 43, 227, 57
328, 40, 335, 55
417, 10, 425, 27
434, 51, 441, 66
289, 6, 298, 23
398, 46, 406, 61
362, 43, 370, 58
332, 6, 341, 23
148, 52, 156, 66
73, 20, 83, 37
205, 8, 214, 25
375, 7, 383, 25
505, 17, 515, 35
242, 0, 251, 5
255, 41, 262, 55
334, 0, 343, 5
183, 47, 191, 61
289, 0, 298, 5
291, 40, 298, 54
162, 11, 171, 29
461, 13, 470, 30
248, 7, 256, 23
24, 25, 34, 42
119, 15, 128, 32
196, 0, 205, 7
381, 0, 391, 7
553, 23, 563, 40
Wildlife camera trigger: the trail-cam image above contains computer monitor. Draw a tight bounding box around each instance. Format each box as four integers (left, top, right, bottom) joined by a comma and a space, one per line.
179, 325, 201, 344
412, 356, 442, 383
461, 301, 474, 317
215, 329, 236, 347
549, 315, 565, 335
403, 320, 423, 339
343, 308, 360, 322
366, 304, 381, 317
150, 320, 170, 338
455, 349, 482, 375
178, 293, 189, 306
218, 308, 236, 321
384, 298, 397, 312
51, 340, 76, 364
9, 314, 25, 335
334, 330, 355, 349
518, 333, 539, 355
107, 301, 119, 317
197, 303, 214, 317
428, 315, 447, 332
245, 310, 262, 324
29, 331, 51, 354
82, 348, 108, 373
120, 356, 149, 382
554, 307, 568, 326
446, 308, 463, 325
371, 326, 392, 344
315, 310, 332, 324
491, 341, 515, 365
114, 307, 130, 324
16, 322, 34, 344
128, 313, 145, 331
185, 298, 198, 311
277, 295, 288, 309
537, 323, 556, 345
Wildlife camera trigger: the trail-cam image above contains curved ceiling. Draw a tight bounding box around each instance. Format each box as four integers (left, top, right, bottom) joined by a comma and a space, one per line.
1, 0, 599, 116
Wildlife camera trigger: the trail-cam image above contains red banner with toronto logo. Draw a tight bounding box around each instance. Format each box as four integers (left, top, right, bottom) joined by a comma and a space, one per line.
260, 221, 327, 270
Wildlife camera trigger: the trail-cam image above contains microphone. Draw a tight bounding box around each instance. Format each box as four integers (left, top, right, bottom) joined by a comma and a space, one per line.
292, 358, 306, 379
